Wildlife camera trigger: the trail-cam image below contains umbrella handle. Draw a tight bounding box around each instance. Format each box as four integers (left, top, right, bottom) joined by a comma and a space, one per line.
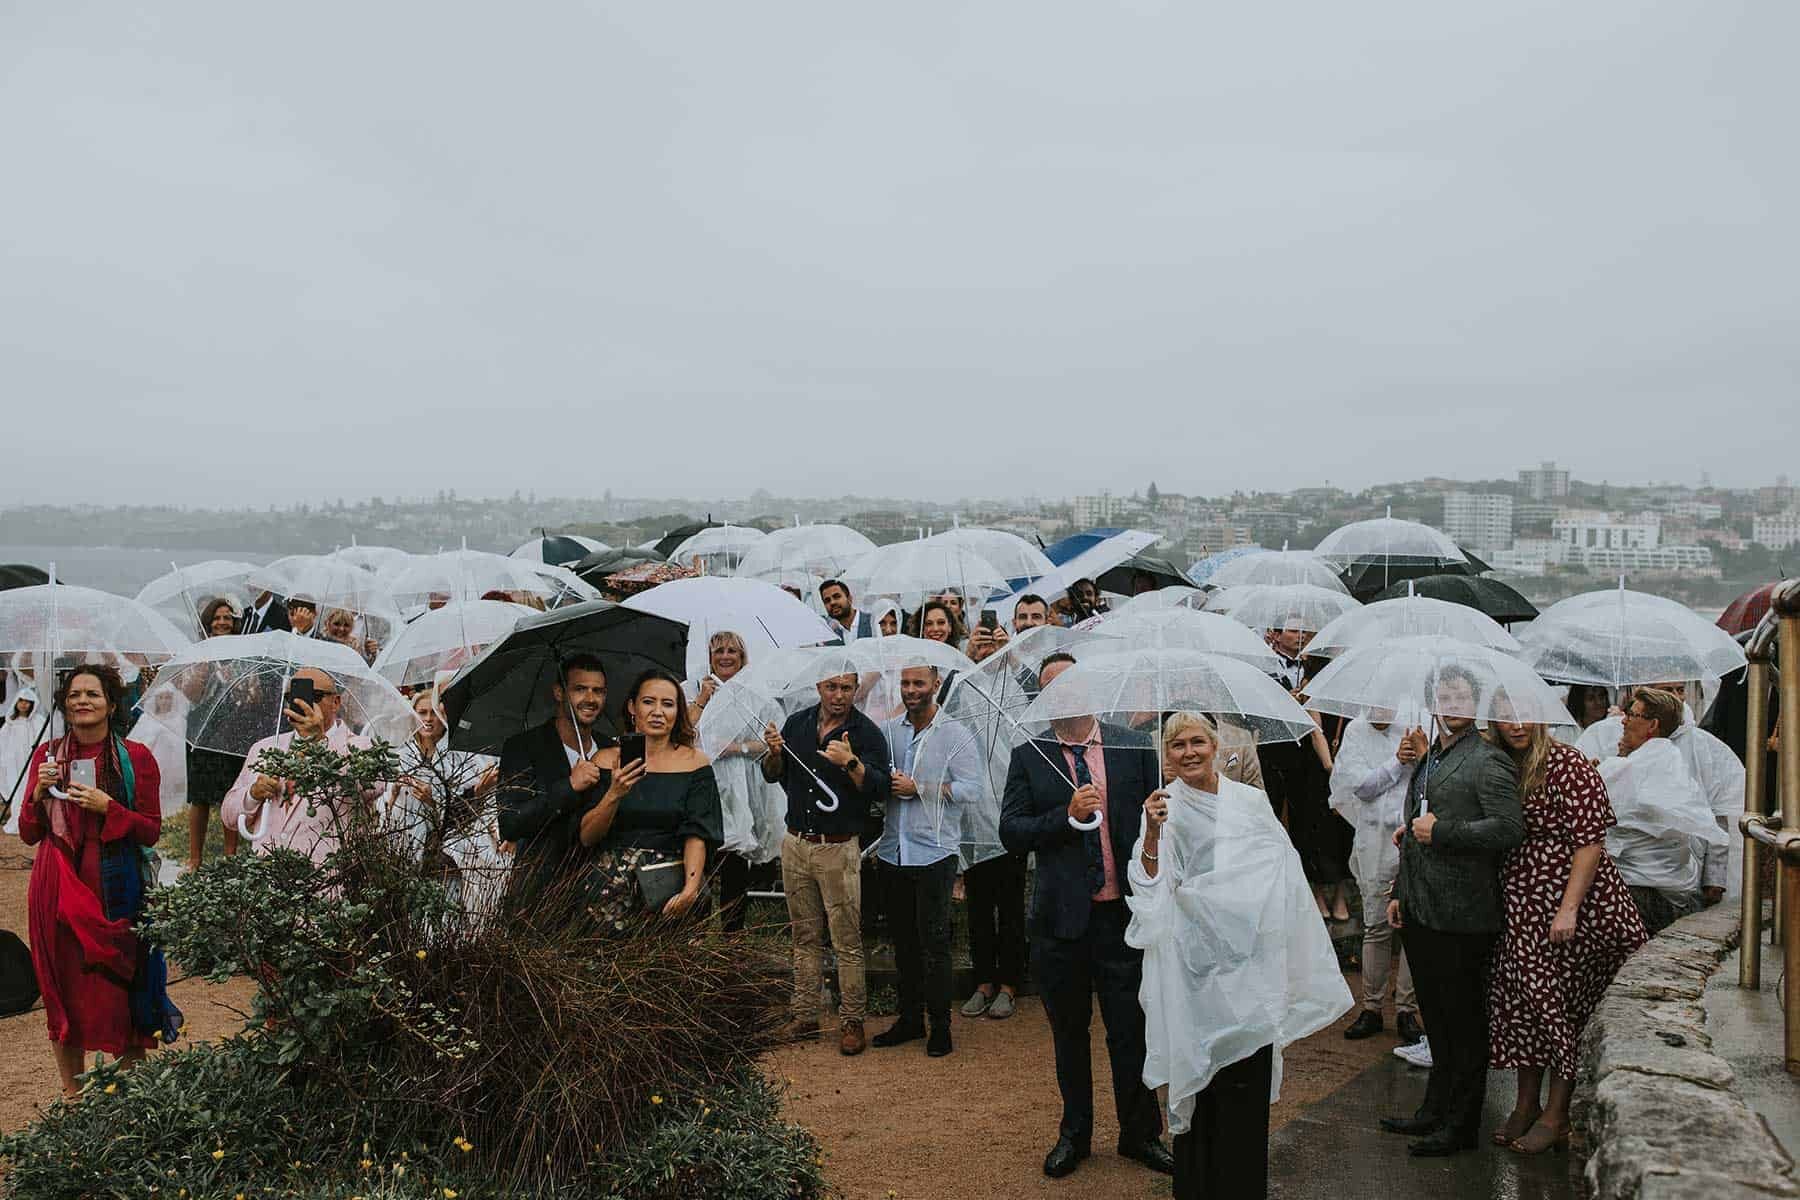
240, 800, 270, 843
1067, 811, 1103, 832
784, 744, 841, 812
47, 786, 70, 801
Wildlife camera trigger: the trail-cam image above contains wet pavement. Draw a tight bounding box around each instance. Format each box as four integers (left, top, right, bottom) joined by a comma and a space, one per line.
1270, 1052, 1578, 1200
1707, 940, 1800, 1153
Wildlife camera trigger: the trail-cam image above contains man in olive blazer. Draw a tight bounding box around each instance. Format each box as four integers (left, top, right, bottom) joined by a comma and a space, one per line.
1381, 667, 1524, 1157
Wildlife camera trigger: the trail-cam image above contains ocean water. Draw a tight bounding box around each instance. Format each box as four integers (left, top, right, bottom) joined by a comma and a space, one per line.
0, 545, 273, 596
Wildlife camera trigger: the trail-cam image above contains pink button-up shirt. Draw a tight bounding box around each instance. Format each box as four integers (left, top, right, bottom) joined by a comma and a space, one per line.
1062, 730, 1120, 902
221, 723, 372, 864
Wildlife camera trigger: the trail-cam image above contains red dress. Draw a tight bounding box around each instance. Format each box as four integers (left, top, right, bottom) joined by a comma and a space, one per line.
17, 738, 163, 1054
1488, 743, 1646, 1078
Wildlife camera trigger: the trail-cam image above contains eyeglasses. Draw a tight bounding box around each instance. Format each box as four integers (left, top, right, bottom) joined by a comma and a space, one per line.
1623, 709, 1651, 722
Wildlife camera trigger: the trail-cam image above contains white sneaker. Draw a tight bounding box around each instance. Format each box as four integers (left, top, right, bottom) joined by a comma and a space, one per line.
1393, 1037, 1433, 1068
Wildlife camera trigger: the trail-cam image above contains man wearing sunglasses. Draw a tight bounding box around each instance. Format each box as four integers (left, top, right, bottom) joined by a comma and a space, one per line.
222, 667, 370, 864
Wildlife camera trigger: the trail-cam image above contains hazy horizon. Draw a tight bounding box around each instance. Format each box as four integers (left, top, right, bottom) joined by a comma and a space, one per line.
3, 2, 1795, 507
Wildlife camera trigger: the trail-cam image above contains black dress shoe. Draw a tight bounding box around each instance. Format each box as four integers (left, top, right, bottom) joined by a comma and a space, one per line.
1118, 1140, 1176, 1175
926, 1026, 952, 1057
1379, 1114, 1443, 1136
1408, 1129, 1478, 1157
871, 1020, 924, 1048
1396, 1012, 1425, 1045
1043, 1138, 1090, 1178
1343, 1010, 1384, 1040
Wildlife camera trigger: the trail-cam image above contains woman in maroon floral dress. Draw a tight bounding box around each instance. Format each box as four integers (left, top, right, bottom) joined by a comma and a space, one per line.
1487, 719, 1647, 1154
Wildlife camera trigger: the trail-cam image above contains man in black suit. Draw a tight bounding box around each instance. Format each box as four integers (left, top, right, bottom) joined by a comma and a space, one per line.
1381, 664, 1524, 1156
999, 652, 1174, 1181
496, 653, 611, 905
240, 590, 291, 635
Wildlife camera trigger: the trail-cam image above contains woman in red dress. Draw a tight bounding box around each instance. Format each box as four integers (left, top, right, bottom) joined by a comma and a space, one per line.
1486, 718, 1646, 1154
17, 663, 164, 1097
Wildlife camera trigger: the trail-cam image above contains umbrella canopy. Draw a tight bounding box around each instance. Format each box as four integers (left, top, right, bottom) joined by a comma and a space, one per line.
841, 540, 1011, 611
1305, 595, 1522, 660
1206, 550, 1349, 594
1115, 587, 1208, 615
652, 521, 723, 562
926, 528, 1055, 585
1517, 586, 1747, 688
0, 582, 193, 676
1718, 581, 1781, 636
1095, 551, 1196, 597
0, 565, 51, 591
139, 631, 418, 757
1187, 545, 1263, 585
621, 576, 837, 679
250, 556, 403, 640
733, 524, 876, 582
332, 544, 413, 575
385, 549, 573, 611
509, 534, 609, 566
1338, 556, 1486, 602
1371, 573, 1538, 624
1206, 583, 1361, 635
995, 528, 1159, 610
1021, 648, 1319, 744
1095, 609, 1281, 670
571, 546, 668, 585
666, 525, 769, 576
1304, 634, 1573, 727
1313, 516, 1468, 566
439, 599, 688, 750
760, 636, 976, 699
370, 599, 536, 688
135, 561, 260, 636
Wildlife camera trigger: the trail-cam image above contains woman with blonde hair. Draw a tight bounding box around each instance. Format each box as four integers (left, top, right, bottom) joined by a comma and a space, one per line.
1485, 709, 1646, 1155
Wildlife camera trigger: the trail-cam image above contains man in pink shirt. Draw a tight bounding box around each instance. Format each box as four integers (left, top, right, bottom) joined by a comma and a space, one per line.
222, 667, 374, 864
998, 652, 1173, 1181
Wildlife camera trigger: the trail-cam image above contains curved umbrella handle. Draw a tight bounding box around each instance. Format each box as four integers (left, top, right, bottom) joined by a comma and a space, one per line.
1067, 810, 1103, 832
47, 786, 70, 802
239, 800, 270, 843
814, 786, 840, 814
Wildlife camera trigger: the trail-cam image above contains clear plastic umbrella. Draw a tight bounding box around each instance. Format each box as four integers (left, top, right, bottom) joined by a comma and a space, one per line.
0, 580, 194, 676
135, 560, 260, 636
1303, 635, 1573, 727
332, 543, 413, 576
1187, 545, 1264, 585
139, 630, 418, 759
1115, 586, 1208, 614
1206, 550, 1350, 594
1312, 515, 1467, 566
370, 599, 535, 688
841, 540, 1012, 612
693, 647, 863, 813
925, 527, 1055, 584
384, 549, 571, 611
524, 563, 602, 609
1206, 584, 1361, 634
733, 524, 876, 582
1305, 594, 1521, 660
666, 525, 768, 576
1020, 648, 1319, 744
1517, 585, 1747, 687
251, 555, 404, 642
1093, 609, 1282, 670
620, 576, 837, 679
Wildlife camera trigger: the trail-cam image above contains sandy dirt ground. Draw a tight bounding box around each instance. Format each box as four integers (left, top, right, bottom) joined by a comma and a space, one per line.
1, 831, 1393, 1199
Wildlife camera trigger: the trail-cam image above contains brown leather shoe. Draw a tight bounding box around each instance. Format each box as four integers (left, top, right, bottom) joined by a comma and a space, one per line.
839, 1018, 866, 1056
779, 1017, 820, 1042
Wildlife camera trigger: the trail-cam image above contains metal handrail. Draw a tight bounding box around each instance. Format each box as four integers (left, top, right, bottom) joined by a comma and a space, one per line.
1741, 813, 1800, 862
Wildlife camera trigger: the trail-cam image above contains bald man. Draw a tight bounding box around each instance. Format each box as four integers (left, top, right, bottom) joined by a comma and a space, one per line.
222, 667, 372, 864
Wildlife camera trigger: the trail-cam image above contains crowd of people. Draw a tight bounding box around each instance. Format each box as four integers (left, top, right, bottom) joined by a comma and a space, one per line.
0, 562, 1757, 1199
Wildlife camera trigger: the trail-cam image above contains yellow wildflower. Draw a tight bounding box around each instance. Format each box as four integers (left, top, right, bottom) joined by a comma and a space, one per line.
651, 1094, 663, 1105
393, 1165, 405, 1178
103, 1083, 117, 1095
415, 950, 428, 960
360, 1160, 373, 1171
444, 1191, 458, 1199
211, 1149, 225, 1162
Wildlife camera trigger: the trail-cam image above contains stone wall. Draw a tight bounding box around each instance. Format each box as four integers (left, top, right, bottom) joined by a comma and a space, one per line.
1574, 903, 1799, 1198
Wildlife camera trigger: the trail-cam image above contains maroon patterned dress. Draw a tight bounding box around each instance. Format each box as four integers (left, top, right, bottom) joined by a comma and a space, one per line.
1489, 743, 1647, 1078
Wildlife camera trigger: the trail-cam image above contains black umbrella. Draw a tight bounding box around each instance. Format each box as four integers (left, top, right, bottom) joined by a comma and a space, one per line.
653, 520, 723, 562
1371, 573, 1538, 624
570, 547, 668, 586
1095, 552, 1196, 596
1338, 555, 1483, 602
531, 535, 600, 567
0, 564, 51, 591
440, 599, 688, 751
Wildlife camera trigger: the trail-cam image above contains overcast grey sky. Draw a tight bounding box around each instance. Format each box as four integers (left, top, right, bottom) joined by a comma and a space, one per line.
2, 2, 1794, 506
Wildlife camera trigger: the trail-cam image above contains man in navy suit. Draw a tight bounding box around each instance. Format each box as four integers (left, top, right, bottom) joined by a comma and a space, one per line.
819, 579, 873, 642
999, 651, 1174, 1181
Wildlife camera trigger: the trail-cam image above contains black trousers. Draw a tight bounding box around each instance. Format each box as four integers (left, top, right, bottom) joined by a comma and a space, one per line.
884, 855, 958, 1025
1173, 1043, 1273, 1200
964, 850, 1028, 990
716, 851, 751, 933
1401, 923, 1496, 1137
1031, 900, 1163, 1149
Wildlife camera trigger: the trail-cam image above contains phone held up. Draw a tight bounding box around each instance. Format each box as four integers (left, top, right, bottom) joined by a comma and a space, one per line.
619, 733, 647, 770
978, 609, 999, 631
68, 759, 97, 791
286, 676, 318, 710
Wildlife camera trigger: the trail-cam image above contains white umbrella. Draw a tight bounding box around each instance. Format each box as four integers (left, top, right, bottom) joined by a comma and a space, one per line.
1517, 585, 1746, 688
1206, 583, 1361, 634
1115, 587, 1208, 615
1095, 608, 1282, 670
332, 543, 413, 575
925, 527, 1055, 583
370, 599, 535, 688
1312, 516, 1467, 565
666, 525, 768, 575
135, 560, 260, 636
0, 580, 193, 675
1206, 550, 1350, 594
989, 528, 1159, 615
1021, 648, 1319, 744
621, 577, 837, 679
1306, 594, 1521, 660
733, 524, 876, 582
1303, 635, 1573, 727
251, 555, 403, 640
841, 540, 1012, 611
384, 549, 569, 611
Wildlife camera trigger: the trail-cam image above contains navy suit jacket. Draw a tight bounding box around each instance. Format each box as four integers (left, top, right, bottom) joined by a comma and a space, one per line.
999, 723, 1158, 940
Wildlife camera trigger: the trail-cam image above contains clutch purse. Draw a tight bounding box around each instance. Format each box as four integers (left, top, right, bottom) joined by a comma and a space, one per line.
634, 859, 687, 912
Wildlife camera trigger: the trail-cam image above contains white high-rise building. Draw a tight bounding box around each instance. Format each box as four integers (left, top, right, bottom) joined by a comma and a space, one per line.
1443, 493, 1514, 553
1519, 461, 1571, 501
1753, 510, 1800, 551
1071, 491, 1120, 528
1552, 512, 1661, 551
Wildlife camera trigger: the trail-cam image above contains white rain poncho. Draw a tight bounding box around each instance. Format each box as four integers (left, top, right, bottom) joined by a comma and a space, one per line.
1125, 776, 1353, 1134
1326, 720, 1413, 925
1, 688, 43, 834
1599, 739, 1726, 894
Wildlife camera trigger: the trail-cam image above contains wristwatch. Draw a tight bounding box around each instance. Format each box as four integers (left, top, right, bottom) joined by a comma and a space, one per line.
846, 758, 861, 771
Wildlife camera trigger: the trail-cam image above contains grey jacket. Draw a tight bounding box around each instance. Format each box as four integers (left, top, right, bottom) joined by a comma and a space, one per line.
1394, 730, 1524, 934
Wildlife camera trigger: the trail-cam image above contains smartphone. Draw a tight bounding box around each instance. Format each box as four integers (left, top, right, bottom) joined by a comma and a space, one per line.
978, 609, 999, 631
286, 677, 318, 709
69, 760, 97, 790
619, 733, 647, 769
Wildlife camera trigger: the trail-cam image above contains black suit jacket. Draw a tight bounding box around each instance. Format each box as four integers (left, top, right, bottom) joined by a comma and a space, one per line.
242, 599, 291, 635
1394, 730, 1524, 934
497, 722, 598, 881
999, 723, 1157, 941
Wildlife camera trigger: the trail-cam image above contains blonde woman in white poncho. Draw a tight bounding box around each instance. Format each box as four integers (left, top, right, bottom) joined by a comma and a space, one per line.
1126, 712, 1352, 1199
